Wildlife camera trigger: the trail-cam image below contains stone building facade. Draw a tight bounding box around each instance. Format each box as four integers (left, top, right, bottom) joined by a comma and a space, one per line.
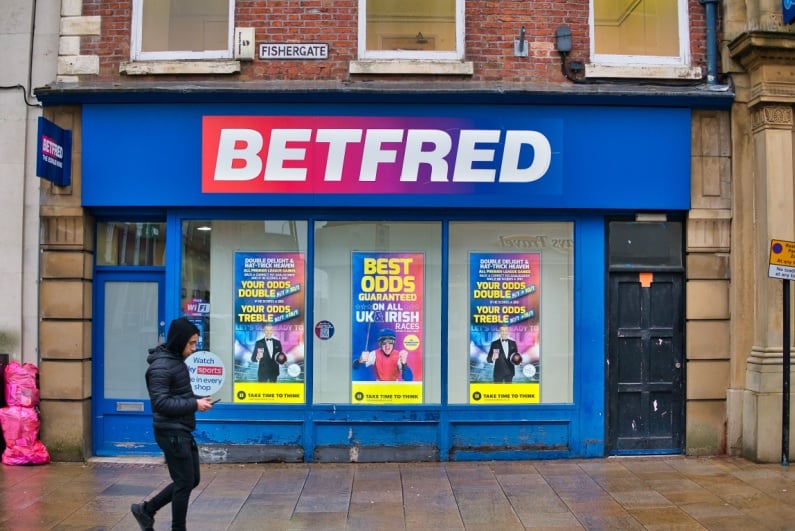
25, 0, 793, 463
0, 1, 58, 376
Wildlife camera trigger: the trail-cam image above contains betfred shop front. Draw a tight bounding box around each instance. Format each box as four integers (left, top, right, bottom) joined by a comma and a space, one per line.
77, 97, 690, 462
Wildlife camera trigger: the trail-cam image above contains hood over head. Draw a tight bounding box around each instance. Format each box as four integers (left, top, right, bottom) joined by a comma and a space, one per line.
164, 317, 200, 356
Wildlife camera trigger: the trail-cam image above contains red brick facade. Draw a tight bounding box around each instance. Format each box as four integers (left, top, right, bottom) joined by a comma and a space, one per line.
80, 0, 710, 83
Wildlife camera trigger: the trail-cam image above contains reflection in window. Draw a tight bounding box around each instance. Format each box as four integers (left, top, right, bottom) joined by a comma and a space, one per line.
180, 220, 308, 403
592, 0, 687, 63
360, 0, 463, 60
448, 222, 574, 404
104, 281, 159, 399
133, 0, 233, 60
97, 222, 166, 266
313, 221, 442, 404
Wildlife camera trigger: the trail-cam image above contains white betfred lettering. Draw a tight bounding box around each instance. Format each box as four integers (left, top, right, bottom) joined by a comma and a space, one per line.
359, 129, 404, 181
42, 137, 64, 158
214, 129, 263, 181
400, 129, 452, 182
316, 129, 362, 181
453, 130, 501, 182
264, 129, 311, 181
209, 125, 553, 185
499, 130, 552, 183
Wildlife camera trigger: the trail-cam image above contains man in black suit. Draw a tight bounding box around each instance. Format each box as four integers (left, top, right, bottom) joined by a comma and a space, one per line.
251, 324, 283, 382
487, 324, 518, 383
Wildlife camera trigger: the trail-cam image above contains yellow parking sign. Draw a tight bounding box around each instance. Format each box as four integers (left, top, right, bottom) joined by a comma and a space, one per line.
769, 239, 795, 279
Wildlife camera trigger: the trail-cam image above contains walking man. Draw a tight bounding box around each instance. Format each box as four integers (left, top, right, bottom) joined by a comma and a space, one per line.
131, 317, 215, 531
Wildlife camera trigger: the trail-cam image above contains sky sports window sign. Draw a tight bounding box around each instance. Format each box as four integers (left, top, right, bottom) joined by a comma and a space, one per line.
259, 43, 328, 60
36, 117, 72, 186
201, 116, 559, 195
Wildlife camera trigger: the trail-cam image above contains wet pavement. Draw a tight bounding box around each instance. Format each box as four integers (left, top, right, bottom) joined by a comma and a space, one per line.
2, 455, 795, 530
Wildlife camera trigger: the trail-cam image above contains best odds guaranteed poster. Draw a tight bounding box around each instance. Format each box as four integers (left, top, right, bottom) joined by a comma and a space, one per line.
351, 252, 424, 404
233, 251, 306, 404
469, 252, 541, 404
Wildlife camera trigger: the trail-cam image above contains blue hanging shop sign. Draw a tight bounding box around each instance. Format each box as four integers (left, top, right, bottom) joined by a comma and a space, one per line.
36, 117, 72, 187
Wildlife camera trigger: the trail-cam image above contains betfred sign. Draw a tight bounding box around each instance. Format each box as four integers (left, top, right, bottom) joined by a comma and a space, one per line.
202, 116, 557, 194
36, 117, 72, 186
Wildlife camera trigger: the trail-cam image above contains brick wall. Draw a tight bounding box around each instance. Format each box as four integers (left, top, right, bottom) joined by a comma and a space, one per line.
78, 0, 710, 83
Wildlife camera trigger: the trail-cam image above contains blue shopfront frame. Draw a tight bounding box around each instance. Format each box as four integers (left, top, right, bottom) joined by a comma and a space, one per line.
85, 102, 687, 460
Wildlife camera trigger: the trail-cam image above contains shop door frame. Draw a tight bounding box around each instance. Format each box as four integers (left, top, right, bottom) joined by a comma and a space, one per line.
92, 269, 165, 456
606, 271, 685, 454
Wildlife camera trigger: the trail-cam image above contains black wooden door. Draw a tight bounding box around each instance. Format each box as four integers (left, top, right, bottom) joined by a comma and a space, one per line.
607, 272, 684, 453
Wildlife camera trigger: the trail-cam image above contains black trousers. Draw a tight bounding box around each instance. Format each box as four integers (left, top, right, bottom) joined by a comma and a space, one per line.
148, 430, 200, 531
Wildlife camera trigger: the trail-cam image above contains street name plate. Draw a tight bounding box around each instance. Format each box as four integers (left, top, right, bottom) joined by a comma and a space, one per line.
259, 43, 328, 60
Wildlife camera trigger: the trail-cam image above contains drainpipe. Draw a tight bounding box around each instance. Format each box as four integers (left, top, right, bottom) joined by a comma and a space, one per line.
699, 0, 719, 86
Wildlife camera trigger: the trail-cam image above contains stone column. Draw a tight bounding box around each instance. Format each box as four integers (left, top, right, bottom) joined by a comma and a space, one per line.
742, 103, 795, 461
686, 111, 732, 455
728, 30, 795, 462
38, 105, 93, 461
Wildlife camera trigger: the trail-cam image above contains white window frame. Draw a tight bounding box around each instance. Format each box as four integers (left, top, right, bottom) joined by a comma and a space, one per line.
131, 0, 235, 61
357, 0, 465, 61
588, 0, 691, 68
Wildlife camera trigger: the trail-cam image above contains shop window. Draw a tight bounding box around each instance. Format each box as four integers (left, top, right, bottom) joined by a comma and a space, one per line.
358, 0, 464, 61
97, 222, 166, 266
313, 221, 442, 405
131, 0, 234, 61
590, 0, 693, 76
448, 222, 574, 405
178, 219, 571, 407
180, 220, 308, 404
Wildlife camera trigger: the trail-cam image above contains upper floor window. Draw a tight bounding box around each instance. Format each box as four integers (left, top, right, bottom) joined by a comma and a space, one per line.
131, 0, 234, 61
590, 0, 690, 67
358, 0, 464, 61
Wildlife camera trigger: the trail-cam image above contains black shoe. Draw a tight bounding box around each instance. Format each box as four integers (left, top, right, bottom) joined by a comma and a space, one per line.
131, 502, 155, 531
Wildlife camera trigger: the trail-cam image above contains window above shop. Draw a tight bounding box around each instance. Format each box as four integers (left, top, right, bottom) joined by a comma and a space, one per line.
350, 0, 473, 75
130, 0, 235, 61
587, 0, 701, 79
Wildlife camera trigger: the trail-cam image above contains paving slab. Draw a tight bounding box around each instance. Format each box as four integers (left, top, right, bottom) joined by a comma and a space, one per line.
0, 456, 794, 530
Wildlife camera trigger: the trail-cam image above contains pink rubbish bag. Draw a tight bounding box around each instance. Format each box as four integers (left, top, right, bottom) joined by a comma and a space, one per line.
4, 361, 40, 407
0, 406, 50, 465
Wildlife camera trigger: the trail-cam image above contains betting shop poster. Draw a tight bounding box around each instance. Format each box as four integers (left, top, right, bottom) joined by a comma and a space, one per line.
233, 251, 306, 404
351, 252, 424, 404
469, 252, 541, 404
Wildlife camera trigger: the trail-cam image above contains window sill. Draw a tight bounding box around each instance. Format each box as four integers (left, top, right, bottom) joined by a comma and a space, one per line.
349, 60, 474, 76
584, 64, 702, 80
120, 60, 241, 76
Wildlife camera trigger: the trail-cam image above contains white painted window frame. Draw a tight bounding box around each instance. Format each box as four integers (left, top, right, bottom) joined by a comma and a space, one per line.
131, 0, 235, 61
588, 0, 691, 68
357, 0, 465, 61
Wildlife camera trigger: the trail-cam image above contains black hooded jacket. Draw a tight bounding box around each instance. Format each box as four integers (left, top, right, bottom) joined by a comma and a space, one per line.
145, 317, 200, 433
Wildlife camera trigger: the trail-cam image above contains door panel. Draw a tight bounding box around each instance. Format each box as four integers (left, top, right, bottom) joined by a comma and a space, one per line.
93, 271, 164, 456
104, 280, 161, 399
608, 272, 684, 453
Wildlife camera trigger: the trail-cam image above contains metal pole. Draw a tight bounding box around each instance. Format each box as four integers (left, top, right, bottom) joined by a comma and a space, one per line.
783, 279, 791, 466
699, 0, 719, 85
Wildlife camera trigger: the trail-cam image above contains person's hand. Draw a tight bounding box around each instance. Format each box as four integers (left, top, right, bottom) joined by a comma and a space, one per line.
256, 351, 263, 361
359, 351, 368, 362
399, 350, 408, 365
197, 396, 214, 412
